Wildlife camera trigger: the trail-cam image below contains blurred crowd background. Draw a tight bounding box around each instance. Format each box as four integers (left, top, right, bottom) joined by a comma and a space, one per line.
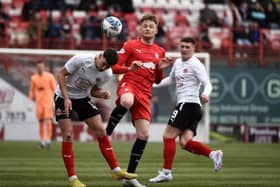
0, 0, 279, 66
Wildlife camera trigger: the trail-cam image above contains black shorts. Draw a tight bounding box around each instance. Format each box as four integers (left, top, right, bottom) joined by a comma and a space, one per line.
167, 103, 202, 135
54, 95, 100, 121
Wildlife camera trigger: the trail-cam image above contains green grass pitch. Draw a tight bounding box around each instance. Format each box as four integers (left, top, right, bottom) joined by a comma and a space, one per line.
0, 141, 280, 187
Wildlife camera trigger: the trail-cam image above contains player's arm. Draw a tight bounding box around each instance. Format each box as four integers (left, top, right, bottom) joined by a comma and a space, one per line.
197, 63, 212, 104
28, 77, 35, 100
57, 67, 72, 115
90, 85, 111, 99
111, 42, 143, 74
154, 59, 176, 87
57, 68, 70, 100
153, 77, 174, 88
112, 60, 143, 74
158, 57, 173, 70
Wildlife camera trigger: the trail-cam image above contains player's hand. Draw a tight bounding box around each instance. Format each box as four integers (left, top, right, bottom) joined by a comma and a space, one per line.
200, 95, 209, 104
158, 57, 173, 70
64, 98, 72, 117
128, 61, 143, 71
99, 90, 111, 99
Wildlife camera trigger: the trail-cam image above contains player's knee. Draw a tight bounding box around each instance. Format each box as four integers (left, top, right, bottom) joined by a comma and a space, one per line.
63, 132, 73, 141
179, 137, 190, 149
120, 99, 133, 109
137, 131, 149, 140
95, 128, 106, 137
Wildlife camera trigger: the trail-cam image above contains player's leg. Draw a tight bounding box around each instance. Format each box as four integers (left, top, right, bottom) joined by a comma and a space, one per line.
149, 125, 179, 183
106, 85, 135, 135
43, 105, 54, 149
180, 130, 223, 171
123, 97, 151, 187
76, 98, 136, 180
123, 119, 149, 187
127, 119, 149, 173
55, 95, 86, 187
179, 103, 223, 171
59, 119, 85, 187
45, 119, 53, 148
36, 106, 46, 148
180, 130, 212, 156
85, 115, 137, 180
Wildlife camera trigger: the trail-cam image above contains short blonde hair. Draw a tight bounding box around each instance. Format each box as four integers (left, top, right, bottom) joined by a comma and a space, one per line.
140, 14, 158, 25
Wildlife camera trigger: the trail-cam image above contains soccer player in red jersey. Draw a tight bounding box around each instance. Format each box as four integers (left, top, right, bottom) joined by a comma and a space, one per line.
106, 14, 172, 187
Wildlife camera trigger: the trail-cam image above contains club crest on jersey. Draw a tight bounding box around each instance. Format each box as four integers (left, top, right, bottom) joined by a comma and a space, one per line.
96, 77, 101, 82
183, 68, 188, 73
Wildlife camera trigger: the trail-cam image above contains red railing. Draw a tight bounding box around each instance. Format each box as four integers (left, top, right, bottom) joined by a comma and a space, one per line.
0, 22, 279, 67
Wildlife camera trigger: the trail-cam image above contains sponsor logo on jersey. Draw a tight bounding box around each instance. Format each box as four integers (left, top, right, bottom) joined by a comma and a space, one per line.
142, 62, 155, 70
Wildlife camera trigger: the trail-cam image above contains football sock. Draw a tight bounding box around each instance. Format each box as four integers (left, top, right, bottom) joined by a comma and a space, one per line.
97, 136, 118, 169
62, 141, 75, 177
46, 120, 53, 143
127, 138, 147, 173
163, 138, 176, 170
39, 121, 45, 143
183, 139, 212, 157
106, 105, 128, 135
112, 166, 121, 172
69, 175, 77, 181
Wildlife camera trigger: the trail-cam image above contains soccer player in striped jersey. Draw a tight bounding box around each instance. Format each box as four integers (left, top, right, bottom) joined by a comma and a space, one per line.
54, 48, 137, 187
149, 37, 223, 183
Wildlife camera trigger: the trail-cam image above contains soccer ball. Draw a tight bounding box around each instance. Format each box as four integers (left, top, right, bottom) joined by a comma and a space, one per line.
102, 16, 122, 38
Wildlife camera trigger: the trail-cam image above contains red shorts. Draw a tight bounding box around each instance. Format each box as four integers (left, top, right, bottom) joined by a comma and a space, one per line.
116, 81, 151, 122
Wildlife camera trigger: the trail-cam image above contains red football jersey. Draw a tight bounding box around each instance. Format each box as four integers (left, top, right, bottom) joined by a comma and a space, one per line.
112, 39, 165, 96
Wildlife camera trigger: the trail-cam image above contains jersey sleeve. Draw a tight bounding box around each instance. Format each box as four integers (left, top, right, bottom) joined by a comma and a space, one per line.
154, 49, 166, 84
111, 42, 131, 74
28, 76, 35, 100
154, 67, 164, 84
64, 55, 83, 74
195, 62, 212, 96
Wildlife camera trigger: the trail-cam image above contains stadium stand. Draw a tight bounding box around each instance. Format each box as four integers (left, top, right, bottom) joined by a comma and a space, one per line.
0, 0, 279, 66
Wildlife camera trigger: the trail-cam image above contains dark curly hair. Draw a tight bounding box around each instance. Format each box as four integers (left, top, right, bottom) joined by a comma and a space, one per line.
103, 48, 119, 66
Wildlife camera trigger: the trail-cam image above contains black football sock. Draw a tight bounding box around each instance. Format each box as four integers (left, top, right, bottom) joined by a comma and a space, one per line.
127, 138, 147, 173
106, 105, 128, 135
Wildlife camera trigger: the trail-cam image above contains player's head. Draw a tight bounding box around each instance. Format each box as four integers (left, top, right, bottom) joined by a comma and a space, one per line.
36, 61, 45, 75
95, 48, 118, 71
180, 37, 196, 61
139, 14, 158, 41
